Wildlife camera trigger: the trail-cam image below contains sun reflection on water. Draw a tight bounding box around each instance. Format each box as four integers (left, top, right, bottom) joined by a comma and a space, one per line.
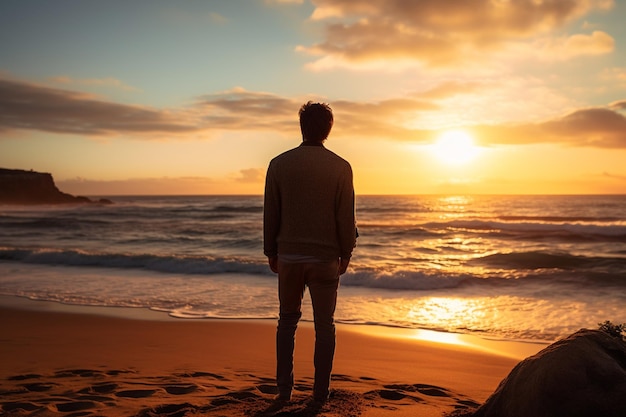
408, 328, 465, 346
436, 195, 473, 219
410, 297, 489, 330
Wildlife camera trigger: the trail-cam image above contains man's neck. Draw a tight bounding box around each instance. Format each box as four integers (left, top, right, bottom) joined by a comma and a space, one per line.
301, 140, 324, 147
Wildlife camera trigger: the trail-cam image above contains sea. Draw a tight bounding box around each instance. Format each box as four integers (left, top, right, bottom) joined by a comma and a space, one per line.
1, 194, 625, 344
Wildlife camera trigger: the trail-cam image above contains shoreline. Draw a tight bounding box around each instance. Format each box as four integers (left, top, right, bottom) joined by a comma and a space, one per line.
1, 294, 547, 360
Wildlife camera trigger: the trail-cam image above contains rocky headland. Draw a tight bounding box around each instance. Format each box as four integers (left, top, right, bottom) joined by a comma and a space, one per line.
0, 168, 112, 205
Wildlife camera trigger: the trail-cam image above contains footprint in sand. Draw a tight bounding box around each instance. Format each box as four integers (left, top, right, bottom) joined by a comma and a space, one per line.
55, 400, 98, 412
415, 384, 452, 397
383, 383, 451, 397
54, 369, 104, 378
237, 388, 363, 417
2, 401, 42, 413
175, 371, 229, 381
457, 399, 480, 408
80, 382, 119, 394
210, 397, 240, 407
364, 388, 424, 403
255, 384, 278, 395
208, 389, 264, 407
106, 369, 135, 376
227, 390, 263, 401
115, 389, 157, 398
363, 382, 483, 415
164, 384, 198, 395
22, 382, 58, 392
7, 374, 42, 381
137, 403, 196, 417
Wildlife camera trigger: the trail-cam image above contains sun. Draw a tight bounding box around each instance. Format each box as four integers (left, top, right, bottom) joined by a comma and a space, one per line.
431, 130, 480, 166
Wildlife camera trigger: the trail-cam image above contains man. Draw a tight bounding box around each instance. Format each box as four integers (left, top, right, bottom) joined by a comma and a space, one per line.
263, 101, 357, 405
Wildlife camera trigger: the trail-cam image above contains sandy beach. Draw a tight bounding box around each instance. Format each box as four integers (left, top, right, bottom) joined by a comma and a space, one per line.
0, 296, 545, 417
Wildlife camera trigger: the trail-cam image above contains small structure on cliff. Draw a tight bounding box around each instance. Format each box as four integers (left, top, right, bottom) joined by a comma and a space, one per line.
0, 168, 112, 205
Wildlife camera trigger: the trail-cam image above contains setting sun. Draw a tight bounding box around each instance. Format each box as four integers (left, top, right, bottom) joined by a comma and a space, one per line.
432, 130, 480, 166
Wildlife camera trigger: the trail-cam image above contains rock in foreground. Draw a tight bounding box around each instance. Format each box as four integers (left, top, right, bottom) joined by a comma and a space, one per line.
466, 329, 626, 417
0, 168, 112, 205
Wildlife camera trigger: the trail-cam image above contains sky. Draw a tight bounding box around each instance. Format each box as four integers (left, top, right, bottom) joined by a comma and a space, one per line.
1, 0, 626, 195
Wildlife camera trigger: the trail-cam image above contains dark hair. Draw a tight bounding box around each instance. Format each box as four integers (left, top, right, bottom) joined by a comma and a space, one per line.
299, 101, 334, 143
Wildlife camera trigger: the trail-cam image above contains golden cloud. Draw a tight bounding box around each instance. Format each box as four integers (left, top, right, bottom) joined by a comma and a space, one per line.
235, 168, 266, 183
300, 0, 615, 68
2, 77, 625, 148
475, 107, 626, 148
0, 79, 197, 136
610, 100, 626, 110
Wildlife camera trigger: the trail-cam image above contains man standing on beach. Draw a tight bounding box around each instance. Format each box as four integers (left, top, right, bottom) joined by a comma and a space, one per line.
263, 101, 357, 405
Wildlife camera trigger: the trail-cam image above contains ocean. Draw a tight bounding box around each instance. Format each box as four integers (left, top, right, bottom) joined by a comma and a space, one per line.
1, 194, 625, 343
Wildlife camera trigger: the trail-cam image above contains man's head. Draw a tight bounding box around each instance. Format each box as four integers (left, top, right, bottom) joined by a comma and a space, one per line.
299, 101, 334, 143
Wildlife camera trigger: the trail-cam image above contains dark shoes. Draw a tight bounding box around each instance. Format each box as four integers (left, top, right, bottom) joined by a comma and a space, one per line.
306, 395, 327, 413
274, 392, 292, 403
270, 390, 328, 412
313, 391, 329, 404
263, 393, 291, 413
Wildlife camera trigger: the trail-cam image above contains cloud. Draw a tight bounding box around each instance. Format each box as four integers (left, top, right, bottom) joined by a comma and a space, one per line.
540, 107, 626, 147
234, 168, 265, 183
330, 97, 438, 140
0, 80, 306, 138
196, 87, 446, 141
475, 106, 626, 148
523, 30, 614, 60
0, 78, 439, 141
0, 80, 321, 139
199, 88, 439, 139
195, 88, 433, 140
601, 171, 626, 180
562, 30, 614, 55
610, 100, 626, 110
196, 87, 301, 132
57, 173, 265, 195
0, 79, 198, 136
3, 77, 625, 149
198, 87, 298, 117
58, 176, 219, 195
299, 0, 614, 69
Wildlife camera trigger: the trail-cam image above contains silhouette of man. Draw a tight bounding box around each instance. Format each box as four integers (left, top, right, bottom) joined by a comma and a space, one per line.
263, 101, 357, 404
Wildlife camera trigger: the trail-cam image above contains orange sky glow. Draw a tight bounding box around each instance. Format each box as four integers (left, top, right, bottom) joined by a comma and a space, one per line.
1, 0, 625, 195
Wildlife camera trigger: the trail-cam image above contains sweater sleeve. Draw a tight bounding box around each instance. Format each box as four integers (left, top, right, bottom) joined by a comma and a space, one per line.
336, 163, 357, 259
263, 162, 280, 257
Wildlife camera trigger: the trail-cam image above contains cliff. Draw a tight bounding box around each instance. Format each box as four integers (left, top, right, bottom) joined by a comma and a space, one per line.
0, 168, 112, 205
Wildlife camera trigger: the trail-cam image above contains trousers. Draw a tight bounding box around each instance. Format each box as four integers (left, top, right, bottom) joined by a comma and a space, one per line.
276, 259, 340, 401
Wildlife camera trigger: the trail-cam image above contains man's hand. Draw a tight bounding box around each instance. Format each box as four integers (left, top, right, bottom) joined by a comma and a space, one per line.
268, 256, 279, 273
339, 257, 350, 275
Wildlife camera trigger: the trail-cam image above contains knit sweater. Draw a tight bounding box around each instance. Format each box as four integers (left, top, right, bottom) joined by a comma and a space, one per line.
263, 142, 356, 260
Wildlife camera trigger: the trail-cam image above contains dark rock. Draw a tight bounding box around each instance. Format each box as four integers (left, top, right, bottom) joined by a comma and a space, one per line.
0, 168, 112, 205
470, 329, 626, 417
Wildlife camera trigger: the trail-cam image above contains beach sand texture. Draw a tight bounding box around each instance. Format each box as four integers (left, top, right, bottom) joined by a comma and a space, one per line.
0, 300, 525, 417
